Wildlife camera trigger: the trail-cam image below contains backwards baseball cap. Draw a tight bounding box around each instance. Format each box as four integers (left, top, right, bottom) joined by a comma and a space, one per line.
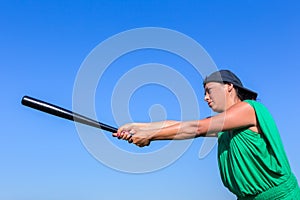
203, 70, 258, 99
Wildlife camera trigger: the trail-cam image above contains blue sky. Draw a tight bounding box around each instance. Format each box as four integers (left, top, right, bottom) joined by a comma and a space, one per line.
1, 0, 299, 199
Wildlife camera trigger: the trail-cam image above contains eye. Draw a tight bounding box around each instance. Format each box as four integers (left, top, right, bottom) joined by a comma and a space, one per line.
205, 88, 212, 95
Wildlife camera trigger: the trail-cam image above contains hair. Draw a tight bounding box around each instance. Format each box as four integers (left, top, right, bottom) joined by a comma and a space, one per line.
233, 85, 257, 101
223, 82, 257, 101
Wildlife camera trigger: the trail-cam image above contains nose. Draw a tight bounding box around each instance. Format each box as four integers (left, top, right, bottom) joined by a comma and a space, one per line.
204, 92, 210, 102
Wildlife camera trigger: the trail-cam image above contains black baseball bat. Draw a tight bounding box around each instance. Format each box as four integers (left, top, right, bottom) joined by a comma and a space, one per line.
21, 95, 118, 133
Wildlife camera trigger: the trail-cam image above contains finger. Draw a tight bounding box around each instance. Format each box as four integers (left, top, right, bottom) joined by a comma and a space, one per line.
119, 131, 133, 140
115, 126, 128, 137
112, 132, 119, 137
126, 132, 133, 139
119, 131, 126, 139
116, 128, 125, 137
128, 132, 135, 142
117, 123, 132, 134
137, 144, 144, 148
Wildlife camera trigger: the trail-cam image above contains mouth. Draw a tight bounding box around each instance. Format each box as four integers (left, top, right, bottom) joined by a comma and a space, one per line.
208, 102, 213, 107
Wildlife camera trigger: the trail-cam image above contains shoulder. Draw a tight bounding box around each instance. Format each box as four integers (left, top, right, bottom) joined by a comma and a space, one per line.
242, 100, 270, 114
227, 101, 256, 114
243, 99, 265, 108
228, 100, 269, 119
211, 101, 258, 132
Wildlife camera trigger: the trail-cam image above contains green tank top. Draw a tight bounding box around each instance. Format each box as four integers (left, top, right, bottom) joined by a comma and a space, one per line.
218, 100, 300, 199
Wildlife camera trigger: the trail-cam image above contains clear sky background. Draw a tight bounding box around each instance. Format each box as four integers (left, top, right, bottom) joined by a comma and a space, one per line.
1, 0, 299, 199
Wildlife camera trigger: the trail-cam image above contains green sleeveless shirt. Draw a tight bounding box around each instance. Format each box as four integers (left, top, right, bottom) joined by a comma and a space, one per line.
218, 100, 300, 199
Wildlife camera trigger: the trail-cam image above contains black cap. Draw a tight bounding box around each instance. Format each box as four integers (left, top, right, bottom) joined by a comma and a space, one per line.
203, 70, 258, 99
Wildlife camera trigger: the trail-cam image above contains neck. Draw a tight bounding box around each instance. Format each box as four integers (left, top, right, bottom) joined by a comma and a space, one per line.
226, 94, 241, 110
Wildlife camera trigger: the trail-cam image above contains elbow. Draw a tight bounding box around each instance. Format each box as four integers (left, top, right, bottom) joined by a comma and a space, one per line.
195, 126, 207, 137
194, 120, 210, 137
185, 121, 206, 138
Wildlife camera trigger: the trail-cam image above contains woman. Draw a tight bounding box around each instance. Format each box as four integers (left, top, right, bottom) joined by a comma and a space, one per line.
113, 70, 300, 199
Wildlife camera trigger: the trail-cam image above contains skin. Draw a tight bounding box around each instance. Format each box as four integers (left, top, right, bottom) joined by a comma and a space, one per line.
112, 82, 260, 147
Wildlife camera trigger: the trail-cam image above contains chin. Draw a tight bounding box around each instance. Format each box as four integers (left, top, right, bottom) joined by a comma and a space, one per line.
211, 107, 223, 113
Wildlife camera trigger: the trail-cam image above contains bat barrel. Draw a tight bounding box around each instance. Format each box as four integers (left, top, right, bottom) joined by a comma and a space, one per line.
21, 96, 118, 133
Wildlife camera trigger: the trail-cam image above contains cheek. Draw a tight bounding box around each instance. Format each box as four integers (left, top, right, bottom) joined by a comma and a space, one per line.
212, 91, 226, 104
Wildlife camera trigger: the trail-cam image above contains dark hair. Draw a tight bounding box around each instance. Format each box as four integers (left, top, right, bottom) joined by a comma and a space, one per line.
233, 85, 257, 101
223, 82, 257, 101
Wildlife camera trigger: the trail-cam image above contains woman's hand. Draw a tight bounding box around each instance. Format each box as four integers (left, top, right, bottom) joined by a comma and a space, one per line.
112, 123, 152, 147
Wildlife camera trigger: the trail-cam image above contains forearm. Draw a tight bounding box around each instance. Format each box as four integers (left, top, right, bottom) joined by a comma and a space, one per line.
149, 120, 202, 140
149, 117, 222, 140
137, 120, 178, 130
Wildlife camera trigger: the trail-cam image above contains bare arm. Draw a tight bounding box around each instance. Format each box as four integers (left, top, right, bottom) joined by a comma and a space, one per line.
114, 102, 257, 147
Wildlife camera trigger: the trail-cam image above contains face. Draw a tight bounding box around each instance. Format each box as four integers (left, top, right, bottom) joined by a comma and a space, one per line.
204, 82, 228, 113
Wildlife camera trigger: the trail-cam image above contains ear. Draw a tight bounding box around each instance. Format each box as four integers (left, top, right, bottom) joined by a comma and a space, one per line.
226, 83, 234, 92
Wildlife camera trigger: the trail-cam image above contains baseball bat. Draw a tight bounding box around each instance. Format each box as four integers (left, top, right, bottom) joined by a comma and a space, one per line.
21, 95, 118, 133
